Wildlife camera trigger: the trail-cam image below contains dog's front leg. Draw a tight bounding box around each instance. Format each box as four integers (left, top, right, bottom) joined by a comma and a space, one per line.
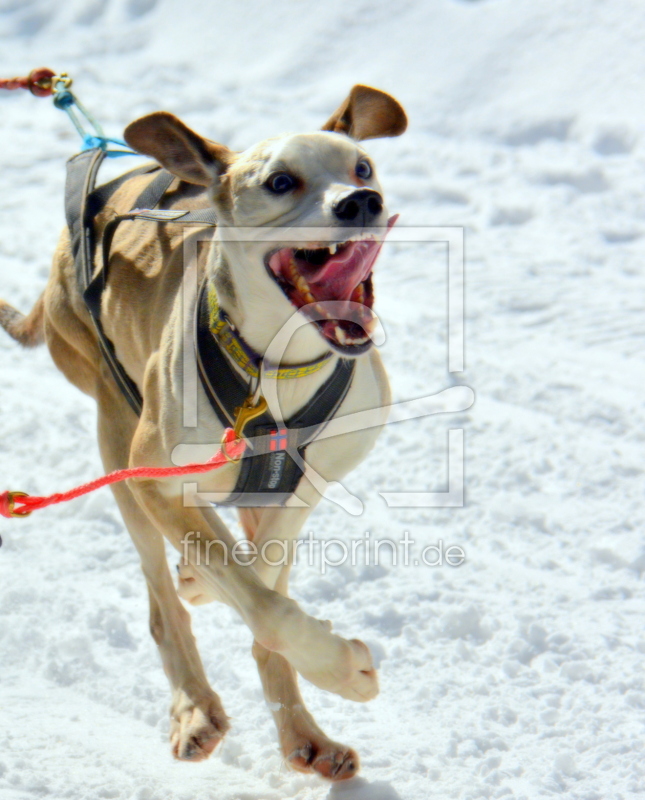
129, 475, 377, 702
235, 508, 362, 781
252, 640, 361, 780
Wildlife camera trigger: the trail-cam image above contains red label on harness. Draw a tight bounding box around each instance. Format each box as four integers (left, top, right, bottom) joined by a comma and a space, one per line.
269, 428, 288, 452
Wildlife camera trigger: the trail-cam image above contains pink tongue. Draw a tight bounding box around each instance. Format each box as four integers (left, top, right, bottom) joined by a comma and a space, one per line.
303, 239, 381, 302
269, 217, 399, 303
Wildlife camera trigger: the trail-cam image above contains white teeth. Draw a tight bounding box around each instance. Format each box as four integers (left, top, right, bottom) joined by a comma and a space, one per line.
287, 257, 299, 282
352, 283, 365, 304
364, 315, 377, 333
314, 302, 330, 319
297, 276, 315, 303
333, 325, 369, 347
347, 234, 376, 243
329, 242, 339, 255
289, 258, 315, 303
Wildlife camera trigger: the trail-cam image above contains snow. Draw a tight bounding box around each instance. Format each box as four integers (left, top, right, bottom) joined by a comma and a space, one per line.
1, 1, 644, 798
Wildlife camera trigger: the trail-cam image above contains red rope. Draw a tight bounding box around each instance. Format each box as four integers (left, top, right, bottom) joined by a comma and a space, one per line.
0, 428, 245, 519
0, 68, 55, 97
0, 76, 29, 91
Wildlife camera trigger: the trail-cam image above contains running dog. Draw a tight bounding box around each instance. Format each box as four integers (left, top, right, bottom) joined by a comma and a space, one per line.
0, 85, 407, 781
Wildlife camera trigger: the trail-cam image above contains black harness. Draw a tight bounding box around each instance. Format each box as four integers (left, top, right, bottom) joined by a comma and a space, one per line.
64, 148, 174, 414
64, 148, 355, 507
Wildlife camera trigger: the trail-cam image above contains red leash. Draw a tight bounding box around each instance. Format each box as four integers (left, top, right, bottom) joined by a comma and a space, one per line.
0, 429, 245, 519
0, 67, 56, 97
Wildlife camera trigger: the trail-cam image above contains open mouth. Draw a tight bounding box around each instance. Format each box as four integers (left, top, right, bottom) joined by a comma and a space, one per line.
266, 216, 397, 355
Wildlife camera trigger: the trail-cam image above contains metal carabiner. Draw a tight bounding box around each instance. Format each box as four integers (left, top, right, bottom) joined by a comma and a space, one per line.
6, 491, 32, 518
220, 395, 268, 462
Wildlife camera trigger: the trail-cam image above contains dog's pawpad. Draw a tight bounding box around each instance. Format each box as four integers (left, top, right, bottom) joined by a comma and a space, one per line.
288, 741, 360, 782
169, 690, 229, 762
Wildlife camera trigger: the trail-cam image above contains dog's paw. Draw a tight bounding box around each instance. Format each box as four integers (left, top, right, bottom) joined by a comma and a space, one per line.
287, 739, 360, 782
311, 637, 379, 703
169, 689, 229, 761
255, 600, 379, 701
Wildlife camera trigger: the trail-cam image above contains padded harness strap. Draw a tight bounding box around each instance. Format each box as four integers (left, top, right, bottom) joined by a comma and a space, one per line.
65, 149, 174, 415
84, 207, 217, 321
195, 280, 355, 506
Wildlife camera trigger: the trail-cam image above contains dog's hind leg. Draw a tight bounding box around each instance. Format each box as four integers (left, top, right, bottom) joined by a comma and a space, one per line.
45, 304, 229, 761
96, 385, 229, 762
240, 508, 360, 782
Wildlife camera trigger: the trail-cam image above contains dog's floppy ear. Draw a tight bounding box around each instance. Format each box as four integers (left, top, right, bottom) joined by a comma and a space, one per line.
322, 85, 407, 141
124, 112, 232, 186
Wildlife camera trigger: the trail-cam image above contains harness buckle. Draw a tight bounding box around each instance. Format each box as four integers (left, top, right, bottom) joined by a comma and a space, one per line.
220, 396, 268, 462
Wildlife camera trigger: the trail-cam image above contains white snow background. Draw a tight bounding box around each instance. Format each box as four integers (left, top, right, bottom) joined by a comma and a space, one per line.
1, 1, 644, 798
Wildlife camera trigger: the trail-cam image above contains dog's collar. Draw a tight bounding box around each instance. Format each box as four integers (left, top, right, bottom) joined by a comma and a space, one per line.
207, 282, 332, 380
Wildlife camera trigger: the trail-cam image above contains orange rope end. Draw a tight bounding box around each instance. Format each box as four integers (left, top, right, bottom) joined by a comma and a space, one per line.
0, 491, 31, 518
0, 68, 55, 96
27, 67, 55, 97
0, 491, 10, 518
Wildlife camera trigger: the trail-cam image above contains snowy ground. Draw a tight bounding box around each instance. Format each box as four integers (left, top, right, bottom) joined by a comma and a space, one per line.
1, 1, 644, 798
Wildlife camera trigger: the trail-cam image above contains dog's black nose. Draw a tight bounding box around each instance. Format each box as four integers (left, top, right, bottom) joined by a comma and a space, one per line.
333, 189, 383, 225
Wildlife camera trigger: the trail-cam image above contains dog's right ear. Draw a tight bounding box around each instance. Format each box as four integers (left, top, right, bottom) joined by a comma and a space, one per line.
322, 85, 408, 141
124, 112, 232, 186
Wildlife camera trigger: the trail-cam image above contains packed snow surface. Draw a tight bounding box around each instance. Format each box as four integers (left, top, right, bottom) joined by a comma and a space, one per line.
1, 1, 644, 798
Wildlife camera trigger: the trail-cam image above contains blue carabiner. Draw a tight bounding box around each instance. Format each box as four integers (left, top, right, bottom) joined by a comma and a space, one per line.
53, 85, 136, 157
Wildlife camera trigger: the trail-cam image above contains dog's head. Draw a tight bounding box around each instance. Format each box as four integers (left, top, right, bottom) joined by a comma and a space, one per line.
125, 86, 407, 356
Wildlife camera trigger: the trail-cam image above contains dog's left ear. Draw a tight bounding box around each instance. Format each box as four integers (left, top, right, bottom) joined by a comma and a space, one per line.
124, 111, 232, 186
322, 85, 408, 141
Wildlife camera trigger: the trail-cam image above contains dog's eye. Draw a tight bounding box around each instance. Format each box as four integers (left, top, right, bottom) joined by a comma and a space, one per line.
265, 172, 297, 194
356, 159, 372, 180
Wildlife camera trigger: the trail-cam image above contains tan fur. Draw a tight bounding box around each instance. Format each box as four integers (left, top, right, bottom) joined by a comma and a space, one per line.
322, 84, 408, 140
0, 85, 406, 780
0, 293, 45, 347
